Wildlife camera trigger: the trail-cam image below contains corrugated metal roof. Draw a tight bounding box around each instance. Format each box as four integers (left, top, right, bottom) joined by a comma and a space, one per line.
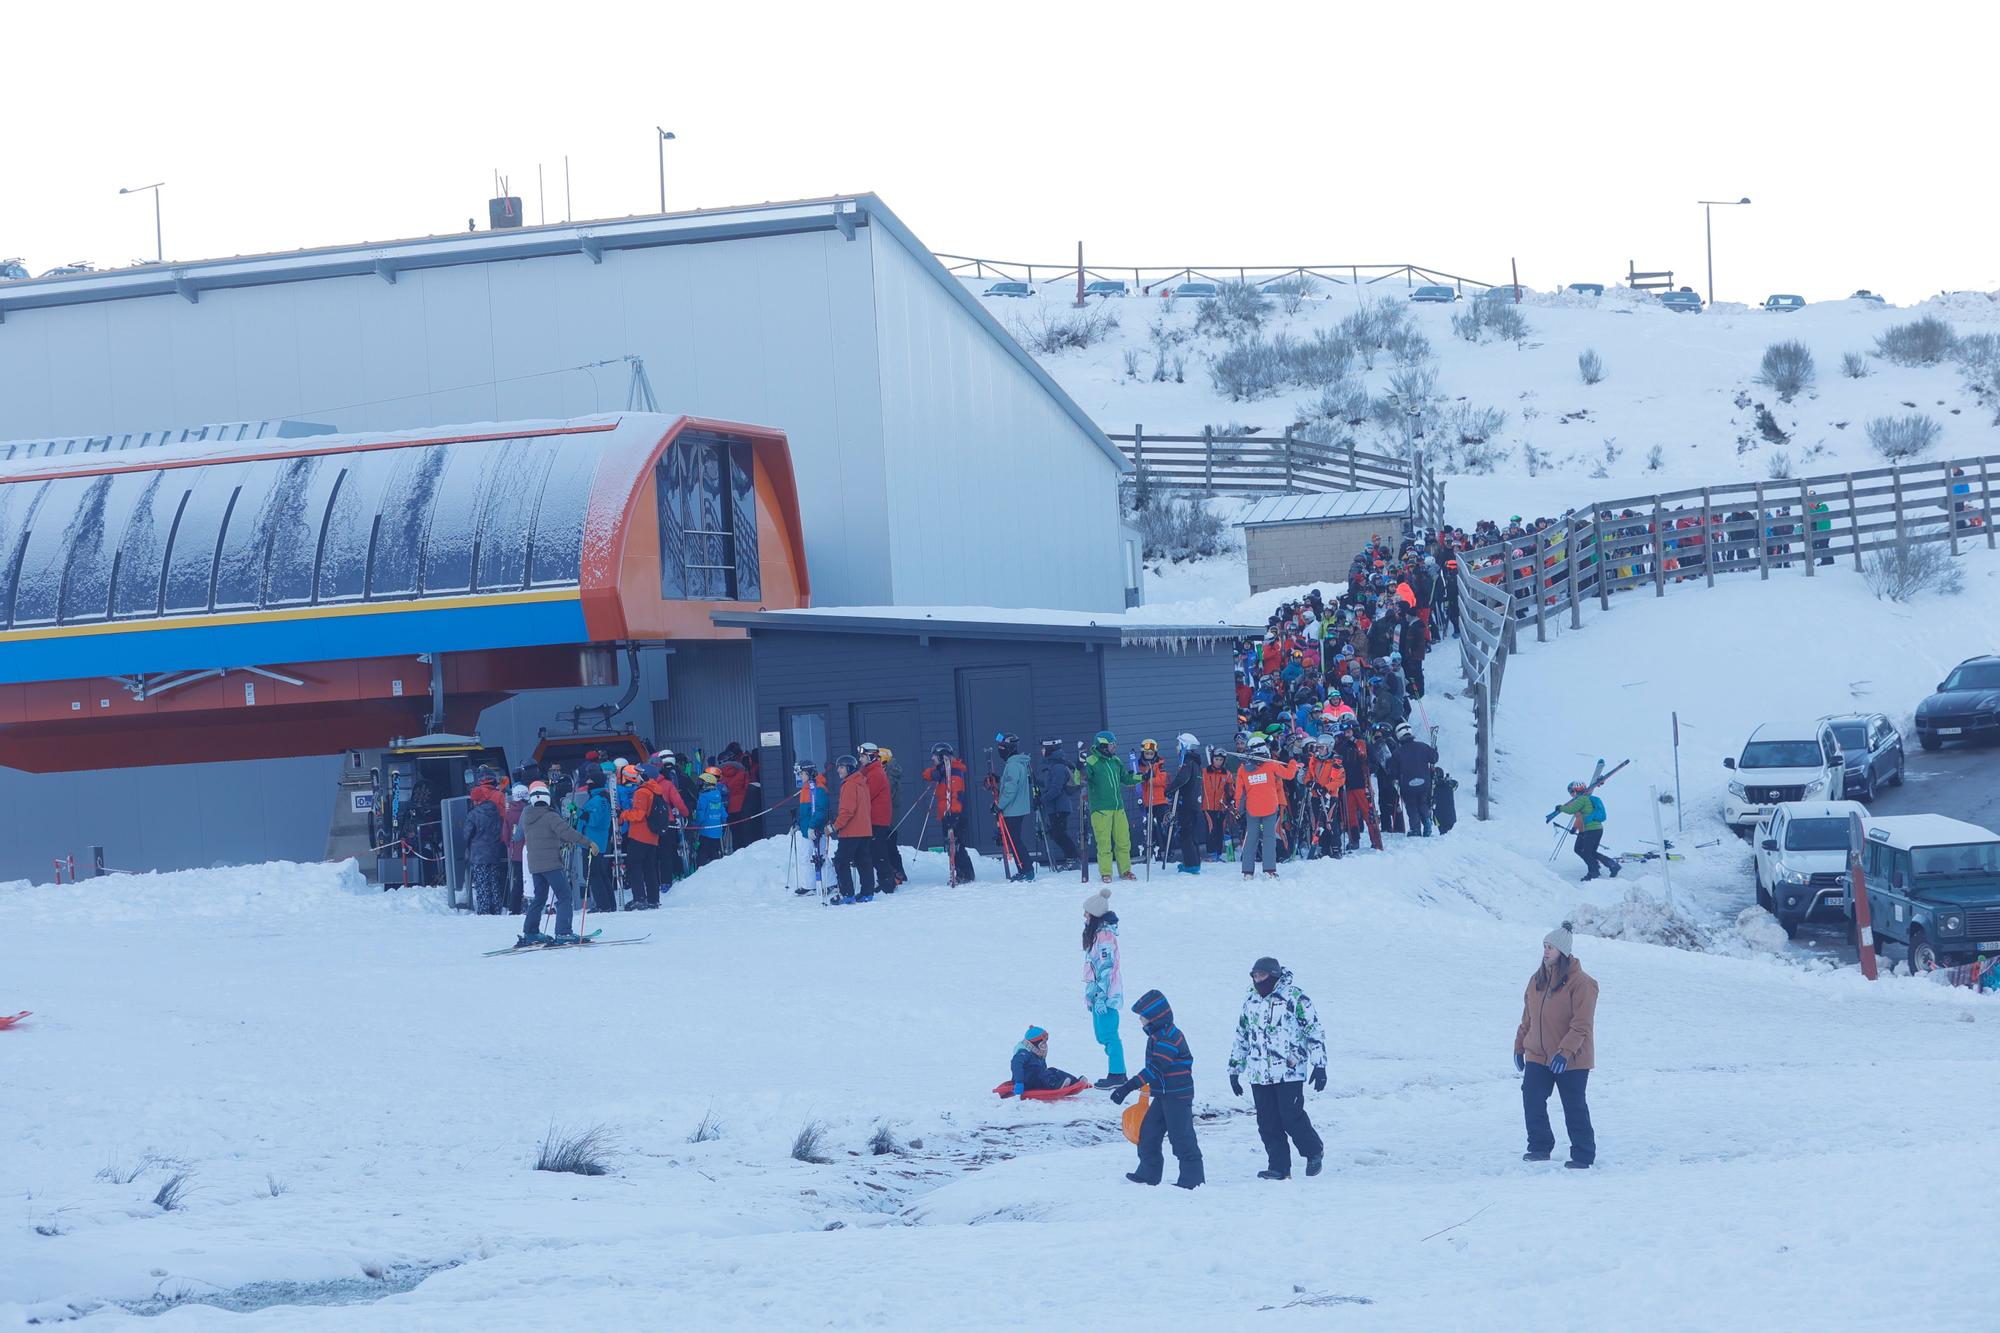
1237, 488, 1410, 527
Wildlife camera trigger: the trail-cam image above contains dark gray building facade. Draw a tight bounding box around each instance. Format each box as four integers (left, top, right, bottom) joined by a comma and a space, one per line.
711, 611, 1249, 855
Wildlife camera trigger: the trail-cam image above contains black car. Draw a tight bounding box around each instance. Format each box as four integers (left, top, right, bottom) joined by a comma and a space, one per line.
1913, 655, 2000, 750
1819, 711, 1905, 801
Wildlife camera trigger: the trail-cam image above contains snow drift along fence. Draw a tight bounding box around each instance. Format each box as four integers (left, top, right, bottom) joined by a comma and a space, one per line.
1451, 453, 2000, 821
1114, 426, 1429, 500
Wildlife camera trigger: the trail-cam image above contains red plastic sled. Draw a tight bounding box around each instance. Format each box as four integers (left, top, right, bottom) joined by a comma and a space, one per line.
0, 1011, 30, 1031
993, 1079, 1090, 1101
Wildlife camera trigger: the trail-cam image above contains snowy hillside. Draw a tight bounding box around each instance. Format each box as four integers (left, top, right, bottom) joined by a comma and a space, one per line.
981, 280, 2000, 521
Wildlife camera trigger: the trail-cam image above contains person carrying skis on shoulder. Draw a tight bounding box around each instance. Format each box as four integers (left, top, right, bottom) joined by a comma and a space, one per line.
1082, 887, 1126, 1088
1168, 734, 1205, 875
1110, 989, 1203, 1189
922, 744, 976, 883
693, 769, 729, 869
1228, 956, 1327, 1181
1035, 739, 1081, 872
1234, 735, 1298, 880
995, 733, 1036, 882
1082, 732, 1140, 883
830, 755, 875, 903
1548, 781, 1619, 881
516, 781, 596, 947
461, 787, 507, 914
1513, 923, 1599, 1168
1387, 722, 1439, 836
1009, 1026, 1081, 1097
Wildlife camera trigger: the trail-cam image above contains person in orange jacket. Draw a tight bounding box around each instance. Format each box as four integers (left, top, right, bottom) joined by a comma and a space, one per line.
1233, 736, 1299, 880
1137, 739, 1170, 864
616, 764, 663, 908
922, 743, 976, 883
1305, 738, 1346, 860
1200, 750, 1232, 862
831, 754, 876, 903
858, 741, 902, 892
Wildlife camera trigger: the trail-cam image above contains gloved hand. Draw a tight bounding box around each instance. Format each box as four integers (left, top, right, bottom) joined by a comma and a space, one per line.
1110, 1080, 1136, 1105
587, 841, 601, 855
1229, 1073, 1243, 1097
1544, 811, 1557, 824
1311, 1067, 1327, 1092
1012, 1082, 1026, 1098
1550, 1054, 1567, 1075
1514, 1052, 1525, 1073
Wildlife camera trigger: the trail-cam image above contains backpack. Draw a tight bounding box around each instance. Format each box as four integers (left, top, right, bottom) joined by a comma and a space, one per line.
644, 787, 675, 838
1588, 796, 1605, 826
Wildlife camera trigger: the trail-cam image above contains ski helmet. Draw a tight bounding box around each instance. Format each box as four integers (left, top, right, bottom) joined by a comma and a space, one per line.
1567, 780, 1588, 794
858, 741, 880, 759
995, 732, 1020, 755
931, 742, 955, 758
700, 768, 722, 786
526, 781, 552, 806
618, 764, 641, 784
1094, 730, 1117, 752
1139, 738, 1158, 753
1394, 722, 1414, 741
836, 755, 859, 774
1040, 737, 1063, 754
1176, 731, 1199, 755
1247, 735, 1271, 757
510, 783, 529, 800
878, 747, 895, 764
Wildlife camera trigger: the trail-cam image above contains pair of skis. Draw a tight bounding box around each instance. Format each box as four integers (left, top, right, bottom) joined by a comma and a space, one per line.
482, 930, 651, 957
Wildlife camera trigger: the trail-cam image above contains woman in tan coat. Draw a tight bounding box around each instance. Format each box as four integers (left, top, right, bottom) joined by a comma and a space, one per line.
1512, 922, 1598, 1168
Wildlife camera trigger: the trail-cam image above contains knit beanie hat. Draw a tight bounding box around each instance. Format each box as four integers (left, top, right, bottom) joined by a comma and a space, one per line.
1544, 921, 1575, 956
1083, 887, 1112, 918
1023, 1026, 1048, 1045
1251, 956, 1282, 977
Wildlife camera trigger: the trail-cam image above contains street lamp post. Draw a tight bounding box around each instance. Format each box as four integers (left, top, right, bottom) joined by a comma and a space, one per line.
119, 181, 164, 263
656, 128, 676, 213
1697, 197, 1751, 306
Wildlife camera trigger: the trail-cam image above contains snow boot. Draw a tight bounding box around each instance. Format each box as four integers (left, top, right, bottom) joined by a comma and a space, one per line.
1242, 872, 1255, 881
1305, 1157, 1323, 1177
1095, 1075, 1126, 1090
1177, 864, 1201, 875
1608, 860, 1621, 879
1125, 1172, 1155, 1187
1522, 1150, 1552, 1162
1564, 1159, 1592, 1170
515, 932, 552, 948
1119, 871, 1139, 881
838, 894, 855, 905
857, 893, 875, 903
551, 932, 581, 946
1263, 870, 1279, 880
1256, 1170, 1289, 1181
1101, 874, 1113, 884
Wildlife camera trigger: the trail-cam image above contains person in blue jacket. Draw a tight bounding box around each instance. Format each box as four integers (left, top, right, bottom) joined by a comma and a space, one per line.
694, 769, 728, 868
571, 776, 616, 914
1009, 1026, 1079, 1096
1110, 989, 1204, 1189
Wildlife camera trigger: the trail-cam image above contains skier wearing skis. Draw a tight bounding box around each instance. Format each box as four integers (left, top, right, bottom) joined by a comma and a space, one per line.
461, 790, 507, 914
1548, 781, 1620, 881
572, 777, 617, 914
1035, 739, 1081, 871
1387, 722, 1439, 836
1227, 956, 1327, 1181
830, 755, 876, 902
922, 744, 976, 883
1009, 1027, 1081, 1097
1513, 923, 1599, 1169
996, 734, 1036, 881
1168, 734, 1205, 875
1111, 989, 1203, 1189
517, 781, 596, 946
1082, 732, 1140, 883
1234, 735, 1298, 879
1082, 887, 1126, 1088
859, 743, 903, 892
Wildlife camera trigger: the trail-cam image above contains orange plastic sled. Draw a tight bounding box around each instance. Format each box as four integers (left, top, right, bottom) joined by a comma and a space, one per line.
993, 1079, 1091, 1101
0, 1011, 29, 1030
1121, 1085, 1150, 1143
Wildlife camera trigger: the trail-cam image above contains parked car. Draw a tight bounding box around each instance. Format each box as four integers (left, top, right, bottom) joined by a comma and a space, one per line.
1848, 289, 1887, 305
1913, 654, 2000, 750
1410, 285, 1457, 303
1659, 290, 1703, 313
1858, 815, 2000, 970
1566, 283, 1604, 297
38, 261, 95, 278
982, 281, 1032, 299
0, 258, 28, 281
1478, 285, 1519, 303
1819, 712, 1905, 801
1170, 281, 1219, 299
1763, 294, 1806, 313
1723, 719, 1847, 830
1753, 800, 1868, 936
1083, 280, 1128, 299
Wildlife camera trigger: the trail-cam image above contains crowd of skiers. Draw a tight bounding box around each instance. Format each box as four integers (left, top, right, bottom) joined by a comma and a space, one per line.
1017, 890, 1600, 1187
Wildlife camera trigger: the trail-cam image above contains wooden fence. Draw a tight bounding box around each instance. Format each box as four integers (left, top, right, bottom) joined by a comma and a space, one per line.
1451, 453, 2000, 821
1113, 426, 1422, 497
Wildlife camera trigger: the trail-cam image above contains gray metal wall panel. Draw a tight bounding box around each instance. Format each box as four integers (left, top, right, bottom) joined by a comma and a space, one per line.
868, 230, 1125, 611
1102, 642, 1240, 757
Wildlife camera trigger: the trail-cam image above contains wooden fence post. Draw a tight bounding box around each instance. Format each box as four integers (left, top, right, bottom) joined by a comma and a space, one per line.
1282, 429, 1295, 493
1983, 457, 1996, 549
1532, 528, 1548, 643
1132, 423, 1144, 479
1846, 474, 1862, 571
1651, 499, 1666, 597
1947, 460, 1960, 556
1594, 510, 1610, 611
1701, 487, 1715, 588
1801, 479, 1815, 576
1567, 516, 1582, 629
1754, 482, 1770, 580
1203, 426, 1214, 496
1347, 438, 1358, 489
1892, 466, 1907, 549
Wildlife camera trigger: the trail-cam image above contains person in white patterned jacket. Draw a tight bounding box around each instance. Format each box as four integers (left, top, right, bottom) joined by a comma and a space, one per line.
1226, 955, 1327, 1181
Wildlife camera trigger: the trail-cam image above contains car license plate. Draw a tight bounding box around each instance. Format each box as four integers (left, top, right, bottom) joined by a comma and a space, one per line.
1939, 727, 1963, 736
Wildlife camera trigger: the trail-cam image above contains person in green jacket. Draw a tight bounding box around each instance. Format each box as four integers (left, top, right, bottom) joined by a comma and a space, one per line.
1084, 731, 1141, 883
1547, 781, 1619, 881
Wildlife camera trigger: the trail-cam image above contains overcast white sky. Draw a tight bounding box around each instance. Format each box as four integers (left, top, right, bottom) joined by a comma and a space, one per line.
6, 1, 1996, 303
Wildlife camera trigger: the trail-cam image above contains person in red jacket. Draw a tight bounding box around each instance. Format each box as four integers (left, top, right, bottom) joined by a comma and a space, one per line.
831, 754, 876, 903
859, 741, 902, 892
616, 764, 663, 909
921, 744, 976, 883
645, 766, 692, 897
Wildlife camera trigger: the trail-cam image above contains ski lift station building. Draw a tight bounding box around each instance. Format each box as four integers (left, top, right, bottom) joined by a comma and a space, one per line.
0, 195, 1140, 879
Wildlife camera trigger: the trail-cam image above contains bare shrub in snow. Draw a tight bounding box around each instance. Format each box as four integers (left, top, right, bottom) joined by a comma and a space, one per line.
1265, 276, 1312, 315
1194, 282, 1271, 339
266, 1174, 289, 1197
1756, 340, 1816, 401
1385, 326, 1431, 366
1645, 443, 1664, 471
1866, 413, 1940, 460
1208, 340, 1283, 400
1134, 495, 1229, 561
1863, 530, 1964, 601
1954, 332, 2000, 376
1756, 406, 1789, 444
790, 1118, 833, 1165
535, 1124, 614, 1177
1874, 315, 1956, 366
1766, 449, 1794, 480
1840, 351, 1869, 379
1120, 347, 1141, 379
1011, 305, 1118, 355
1388, 365, 1437, 404
1210, 331, 1352, 399
868, 1124, 901, 1156
1578, 349, 1604, 384
687, 1105, 725, 1143
1451, 301, 1531, 344
151, 1171, 195, 1212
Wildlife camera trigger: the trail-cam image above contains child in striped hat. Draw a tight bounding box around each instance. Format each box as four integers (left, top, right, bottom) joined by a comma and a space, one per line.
1010, 1026, 1080, 1097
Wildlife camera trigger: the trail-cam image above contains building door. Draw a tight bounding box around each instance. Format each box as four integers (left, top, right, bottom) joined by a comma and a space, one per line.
779, 706, 829, 801
954, 664, 1035, 854
848, 699, 922, 844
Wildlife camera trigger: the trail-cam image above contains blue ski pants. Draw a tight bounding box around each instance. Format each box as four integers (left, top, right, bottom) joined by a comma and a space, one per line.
524, 867, 575, 938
